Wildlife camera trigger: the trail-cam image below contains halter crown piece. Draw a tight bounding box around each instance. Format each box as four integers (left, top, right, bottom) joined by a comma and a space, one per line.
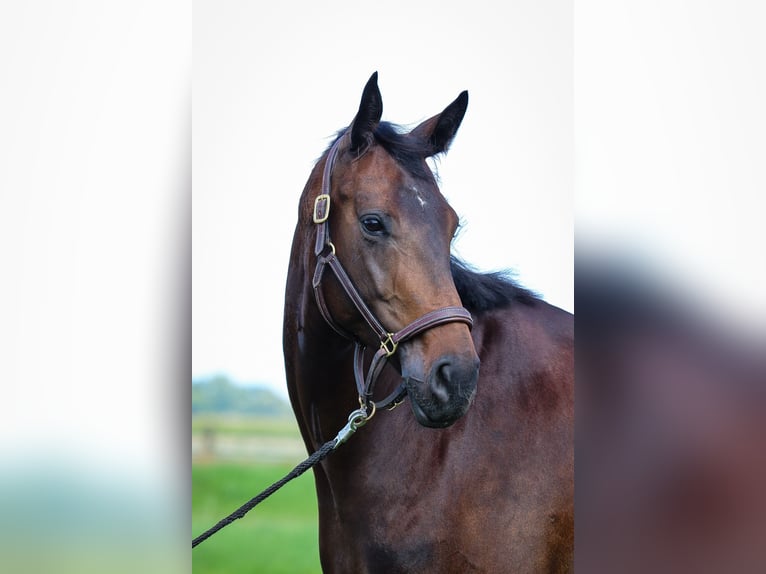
311, 134, 474, 412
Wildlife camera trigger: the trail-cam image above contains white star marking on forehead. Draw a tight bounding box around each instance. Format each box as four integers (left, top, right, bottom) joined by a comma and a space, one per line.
412, 185, 427, 209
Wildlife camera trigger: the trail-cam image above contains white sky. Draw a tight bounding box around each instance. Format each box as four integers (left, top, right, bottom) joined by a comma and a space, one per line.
193, 2, 574, 397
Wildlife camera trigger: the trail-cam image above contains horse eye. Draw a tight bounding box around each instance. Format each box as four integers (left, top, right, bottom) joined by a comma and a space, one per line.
361, 216, 386, 235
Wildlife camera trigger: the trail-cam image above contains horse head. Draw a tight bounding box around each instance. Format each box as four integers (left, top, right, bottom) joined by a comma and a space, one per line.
313, 73, 480, 428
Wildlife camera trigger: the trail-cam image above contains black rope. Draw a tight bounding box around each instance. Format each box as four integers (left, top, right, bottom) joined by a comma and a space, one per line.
192, 438, 337, 548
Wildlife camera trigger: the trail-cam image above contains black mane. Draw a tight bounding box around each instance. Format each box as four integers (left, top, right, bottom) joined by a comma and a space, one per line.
327, 122, 439, 181
372, 122, 436, 180
451, 257, 539, 313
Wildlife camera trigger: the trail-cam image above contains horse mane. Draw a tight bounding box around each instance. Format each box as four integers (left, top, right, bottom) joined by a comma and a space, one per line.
450, 256, 540, 313
325, 122, 440, 181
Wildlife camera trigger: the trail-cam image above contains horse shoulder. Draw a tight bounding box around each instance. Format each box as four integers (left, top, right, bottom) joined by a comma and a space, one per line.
466, 300, 574, 572
472, 300, 573, 404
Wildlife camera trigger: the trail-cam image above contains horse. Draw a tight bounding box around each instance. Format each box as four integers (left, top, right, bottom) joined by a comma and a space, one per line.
283, 72, 573, 573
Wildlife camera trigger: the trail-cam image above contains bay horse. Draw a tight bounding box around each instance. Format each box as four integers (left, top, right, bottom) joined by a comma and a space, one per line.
283, 73, 573, 573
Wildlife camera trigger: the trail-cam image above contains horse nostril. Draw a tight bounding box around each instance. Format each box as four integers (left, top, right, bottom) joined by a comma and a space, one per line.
428, 355, 480, 404
430, 360, 453, 403
436, 361, 453, 384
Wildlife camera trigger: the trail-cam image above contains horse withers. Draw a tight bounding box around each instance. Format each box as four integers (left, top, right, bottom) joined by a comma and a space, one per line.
283, 73, 573, 573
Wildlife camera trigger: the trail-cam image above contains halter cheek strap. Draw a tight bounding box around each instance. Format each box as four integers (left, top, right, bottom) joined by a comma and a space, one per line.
311, 135, 474, 410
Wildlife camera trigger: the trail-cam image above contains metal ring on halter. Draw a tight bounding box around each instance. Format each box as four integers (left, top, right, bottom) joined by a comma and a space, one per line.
357, 396, 377, 423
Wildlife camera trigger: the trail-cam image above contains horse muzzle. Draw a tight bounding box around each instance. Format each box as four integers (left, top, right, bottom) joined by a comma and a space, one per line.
405, 353, 480, 428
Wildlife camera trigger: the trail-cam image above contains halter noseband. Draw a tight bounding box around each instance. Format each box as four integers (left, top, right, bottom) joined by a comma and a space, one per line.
311, 135, 474, 411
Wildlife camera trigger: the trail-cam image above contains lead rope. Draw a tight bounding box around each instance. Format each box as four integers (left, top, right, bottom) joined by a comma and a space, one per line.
192, 405, 373, 548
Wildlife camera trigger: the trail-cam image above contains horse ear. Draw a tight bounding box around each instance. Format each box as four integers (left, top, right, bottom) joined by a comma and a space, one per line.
410, 91, 468, 156
349, 72, 383, 155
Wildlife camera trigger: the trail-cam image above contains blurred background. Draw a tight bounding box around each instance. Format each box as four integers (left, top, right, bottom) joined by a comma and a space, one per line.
576, 2, 766, 571
2, 1, 764, 573
2, 1, 190, 573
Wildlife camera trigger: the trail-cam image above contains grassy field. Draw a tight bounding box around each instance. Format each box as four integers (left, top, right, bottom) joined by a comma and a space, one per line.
192, 415, 321, 573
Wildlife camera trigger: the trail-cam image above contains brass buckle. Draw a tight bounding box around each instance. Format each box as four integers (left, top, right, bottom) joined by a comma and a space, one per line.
380, 333, 398, 357
388, 397, 405, 411
313, 194, 331, 223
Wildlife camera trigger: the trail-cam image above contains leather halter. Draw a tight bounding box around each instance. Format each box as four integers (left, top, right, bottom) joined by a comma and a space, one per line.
311, 134, 474, 410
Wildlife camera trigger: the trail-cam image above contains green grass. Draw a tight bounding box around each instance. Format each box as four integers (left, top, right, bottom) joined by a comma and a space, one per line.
192, 462, 321, 573
192, 412, 321, 573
